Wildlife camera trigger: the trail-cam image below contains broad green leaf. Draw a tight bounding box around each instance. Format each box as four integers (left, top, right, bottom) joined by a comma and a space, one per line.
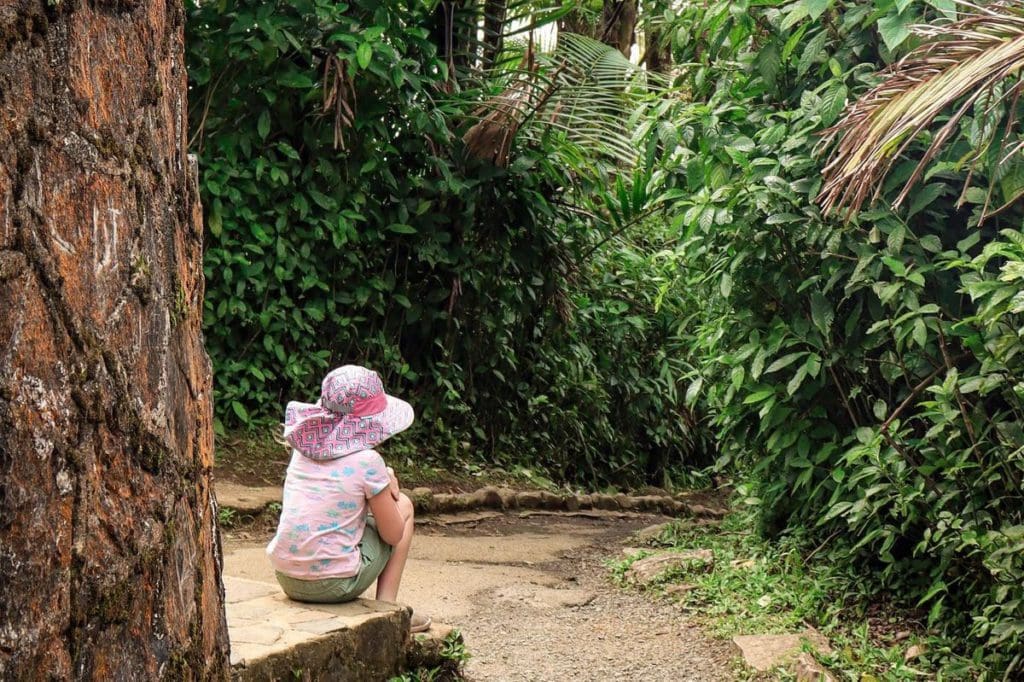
798, 31, 828, 78
810, 292, 834, 335
231, 401, 249, 423
787, 365, 810, 395
802, 0, 833, 21
357, 43, 373, 69
912, 317, 928, 347
257, 110, 270, 140
906, 183, 946, 218
766, 352, 808, 374
744, 389, 775, 404
720, 273, 733, 297
781, 3, 809, 30
278, 71, 315, 88
685, 377, 704, 406
877, 11, 913, 52
208, 211, 223, 237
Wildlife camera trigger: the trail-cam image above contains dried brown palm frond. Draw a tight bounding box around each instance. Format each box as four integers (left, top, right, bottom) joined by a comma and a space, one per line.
818, 0, 1024, 221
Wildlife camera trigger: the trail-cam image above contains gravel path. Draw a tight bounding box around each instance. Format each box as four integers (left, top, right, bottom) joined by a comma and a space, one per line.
437, 514, 735, 681
223, 512, 735, 681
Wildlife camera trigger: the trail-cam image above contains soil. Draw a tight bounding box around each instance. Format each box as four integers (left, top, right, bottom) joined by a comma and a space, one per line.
222, 511, 736, 681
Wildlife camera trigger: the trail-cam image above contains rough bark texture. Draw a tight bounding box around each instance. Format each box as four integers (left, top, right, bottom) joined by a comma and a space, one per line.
0, 0, 229, 679
644, 27, 672, 74
560, 1, 637, 57
600, 0, 637, 57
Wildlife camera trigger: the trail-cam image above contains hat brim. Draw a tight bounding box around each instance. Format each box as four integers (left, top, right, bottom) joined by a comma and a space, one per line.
284, 395, 414, 461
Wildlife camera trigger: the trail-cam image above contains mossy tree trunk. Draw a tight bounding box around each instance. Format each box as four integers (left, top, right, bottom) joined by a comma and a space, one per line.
0, 0, 229, 678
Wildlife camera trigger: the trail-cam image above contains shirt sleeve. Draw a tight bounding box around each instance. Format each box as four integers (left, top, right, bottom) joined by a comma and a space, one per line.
360, 450, 391, 498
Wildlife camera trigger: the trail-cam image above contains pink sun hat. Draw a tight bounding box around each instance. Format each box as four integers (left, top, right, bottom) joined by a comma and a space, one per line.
283, 365, 414, 460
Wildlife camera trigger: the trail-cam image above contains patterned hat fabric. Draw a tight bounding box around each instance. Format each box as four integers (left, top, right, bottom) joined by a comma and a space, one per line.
283, 365, 414, 460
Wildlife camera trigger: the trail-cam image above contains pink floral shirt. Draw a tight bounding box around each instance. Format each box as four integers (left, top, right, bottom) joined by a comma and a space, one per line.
267, 448, 391, 579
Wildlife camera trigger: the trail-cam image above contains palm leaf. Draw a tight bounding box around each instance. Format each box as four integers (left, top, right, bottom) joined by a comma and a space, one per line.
818, 0, 1024, 221
462, 33, 669, 167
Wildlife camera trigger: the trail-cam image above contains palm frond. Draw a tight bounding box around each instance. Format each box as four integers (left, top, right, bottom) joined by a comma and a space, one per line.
463, 33, 669, 167
818, 0, 1024, 220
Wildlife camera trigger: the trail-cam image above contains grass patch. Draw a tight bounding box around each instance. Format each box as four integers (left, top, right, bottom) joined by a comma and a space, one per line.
611, 512, 979, 680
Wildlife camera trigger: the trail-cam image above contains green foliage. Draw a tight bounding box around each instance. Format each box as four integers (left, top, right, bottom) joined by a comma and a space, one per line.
616, 511, 950, 679
187, 0, 1024, 671
186, 0, 712, 485
390, 630, 469, 682
643, 0, 1024, 675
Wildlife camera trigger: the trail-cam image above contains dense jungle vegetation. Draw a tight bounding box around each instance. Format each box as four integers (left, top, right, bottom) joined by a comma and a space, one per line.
187, 0, 1024, 676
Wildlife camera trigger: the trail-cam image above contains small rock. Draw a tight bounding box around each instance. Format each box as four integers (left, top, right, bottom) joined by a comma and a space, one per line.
471, 486, 502, 509
516, 491, 543, 508
432, 493, 458, 513
664, 499, 687, 515
892, 630, 911, 643
564, 495, 581, 512
730, 558, 756, 570
406, 623, 460, 669
497, 487, 518, 509
795, 652, 836, 681
625, 550, 714, 587
453, 493, 476, 511
592, 493, 619, 511
686, 503, 728, 519
733, 630, 833, 672
409, 487, 434, 512
538, 490, 564, 510
622, 547, 646, 558
635, 523, 672, 543
615, 493, 634, 510
576, 494, 593, 509
904, 643, 926, 662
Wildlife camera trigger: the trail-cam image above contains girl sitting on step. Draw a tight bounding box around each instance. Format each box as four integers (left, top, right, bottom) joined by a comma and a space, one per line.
266, 365, 431, 633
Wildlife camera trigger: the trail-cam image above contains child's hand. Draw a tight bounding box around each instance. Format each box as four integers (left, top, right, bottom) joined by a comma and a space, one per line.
387, 467, 400, 501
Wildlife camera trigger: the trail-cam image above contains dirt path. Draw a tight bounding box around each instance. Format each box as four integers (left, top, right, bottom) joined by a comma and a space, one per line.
223, 512, 735, 681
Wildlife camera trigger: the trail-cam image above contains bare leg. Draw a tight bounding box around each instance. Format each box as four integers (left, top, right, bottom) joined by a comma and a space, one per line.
376, 492, 414, 602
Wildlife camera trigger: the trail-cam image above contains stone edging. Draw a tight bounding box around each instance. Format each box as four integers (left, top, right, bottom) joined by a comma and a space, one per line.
214, 481, 728, 519
407, 486, 727, 519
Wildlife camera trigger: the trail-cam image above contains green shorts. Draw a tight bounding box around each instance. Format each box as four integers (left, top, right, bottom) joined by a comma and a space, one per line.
275, 518, 393, 603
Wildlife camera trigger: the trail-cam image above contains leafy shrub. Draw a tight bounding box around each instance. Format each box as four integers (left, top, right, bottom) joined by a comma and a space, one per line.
185, 0, 713, 484
645, 0, 1024, 675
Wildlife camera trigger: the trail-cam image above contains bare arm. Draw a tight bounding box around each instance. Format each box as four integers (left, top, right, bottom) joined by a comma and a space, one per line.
367, 485, 405, 545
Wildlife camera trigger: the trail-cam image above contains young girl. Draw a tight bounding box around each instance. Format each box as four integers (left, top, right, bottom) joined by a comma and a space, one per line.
266, 365, 431, 632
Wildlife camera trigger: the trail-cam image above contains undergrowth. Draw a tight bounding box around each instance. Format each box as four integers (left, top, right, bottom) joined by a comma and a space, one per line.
611, 511, 982, 680
390, 630, 469, 682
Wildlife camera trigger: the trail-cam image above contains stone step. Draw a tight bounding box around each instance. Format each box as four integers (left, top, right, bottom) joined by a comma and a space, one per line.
226, 576, 410, 681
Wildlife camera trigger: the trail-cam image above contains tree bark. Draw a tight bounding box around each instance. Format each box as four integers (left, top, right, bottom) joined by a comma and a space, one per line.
0, 0, 229, 679
560, 1, 637, 57
481, 0, 506, 67
600, 0, 637, 57
645, 24, 672, 74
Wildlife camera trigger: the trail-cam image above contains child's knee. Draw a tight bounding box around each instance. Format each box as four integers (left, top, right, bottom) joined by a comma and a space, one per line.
397, 492, 415, 520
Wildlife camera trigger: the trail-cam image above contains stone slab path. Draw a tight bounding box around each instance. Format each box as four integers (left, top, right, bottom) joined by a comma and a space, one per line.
223, 511, 735, 680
